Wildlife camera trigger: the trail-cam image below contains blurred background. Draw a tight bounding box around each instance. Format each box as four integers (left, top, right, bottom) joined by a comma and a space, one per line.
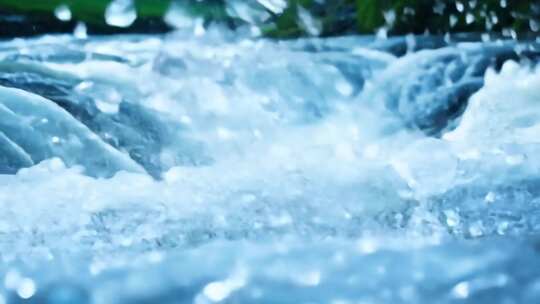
0, 0, 538, 38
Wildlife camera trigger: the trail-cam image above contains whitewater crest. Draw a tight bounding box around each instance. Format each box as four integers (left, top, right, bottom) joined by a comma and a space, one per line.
0, 30, 539, 303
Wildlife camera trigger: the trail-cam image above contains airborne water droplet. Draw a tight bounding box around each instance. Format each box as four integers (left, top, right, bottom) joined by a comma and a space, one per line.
164, 3, 194, 29
257, 0, 288, 14
444, 210, 460, 227
54, 4, 72, 22
73, 22, 88, 39
297, 5, 322, 36
105, 0, 137, 28
530, 19, 540, 32
455, 2, 465, 12
466, 13, 475, 24
449, 15, 458, 27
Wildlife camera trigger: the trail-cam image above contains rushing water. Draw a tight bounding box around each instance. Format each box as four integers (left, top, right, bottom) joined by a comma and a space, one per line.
0, 29, 540, 303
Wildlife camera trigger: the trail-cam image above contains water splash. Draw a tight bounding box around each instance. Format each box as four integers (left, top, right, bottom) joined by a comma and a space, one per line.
0, 31, 539, 303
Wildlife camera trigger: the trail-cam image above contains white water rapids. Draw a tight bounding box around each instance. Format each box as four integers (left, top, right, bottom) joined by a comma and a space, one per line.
0, 30, 539, 303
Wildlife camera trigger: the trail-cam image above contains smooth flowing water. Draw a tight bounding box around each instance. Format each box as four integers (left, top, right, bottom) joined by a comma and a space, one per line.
0, 29, 540, 303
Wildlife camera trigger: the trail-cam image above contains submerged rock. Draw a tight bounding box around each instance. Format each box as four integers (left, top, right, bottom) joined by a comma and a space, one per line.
0, 86, 144, 177
0, 60, 210, 178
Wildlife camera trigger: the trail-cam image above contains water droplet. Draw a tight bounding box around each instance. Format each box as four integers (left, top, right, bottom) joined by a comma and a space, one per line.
257, 0, 288, 14
4, 270, 22, 289
226, 0, 270, 24
469, 221, 484, 237
456, 2, 465, 12
484, 192, 496, 203
296, 271, 321, 286
433, 2, 446, 15
164, 3, 194, 29
376, 27, 388, 40
96, 100, 120, 114
105, 0, 137, 28
194, 18, 206, 36
335, 80, 353, 97
357, 238, 378, 254
54, 4, 72, 22
501, 28, 517, 39
383, 10, 396, 26
530, 19, 539, 32
17, 278, 36, 299
444, 210, 460, 227
297, 5, 322, 36
217, 127, 234, 140
505, 154, 525, 165
496, 221, 509, 235
490, 12, 499, 24
466, 13, 475, 24
452, 281, 470, 299
73, 22, 88, 39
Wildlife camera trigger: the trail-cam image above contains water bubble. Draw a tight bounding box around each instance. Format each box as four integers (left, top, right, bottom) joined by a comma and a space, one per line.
202, 271, 247, 302
203, 281, 231, 302
96, 100, 120, 114
449, 15, 458, 27
335, 80, 353, 97
469, 222, 484, 238
4, 270, 22, 289
17, 278, 36, 299
296, 271, 321, 286
391, 138, 457, 198
452, 281, 470, 299
505, 154, 525, 165
105, 0, 137, 28
497, 221, 509, 235
357, 238, 378, 254
54, 5, 72, 22
484, 192, 496, 203
444, 210, 460, 227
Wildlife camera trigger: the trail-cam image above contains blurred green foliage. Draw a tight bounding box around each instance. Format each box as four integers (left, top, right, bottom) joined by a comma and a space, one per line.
0, 0, 168, 24
0, 0, 538, 37
266, 0, 539, 37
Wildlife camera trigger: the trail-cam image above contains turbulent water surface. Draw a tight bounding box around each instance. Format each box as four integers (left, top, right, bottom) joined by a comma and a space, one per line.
0, 30, 540, 303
